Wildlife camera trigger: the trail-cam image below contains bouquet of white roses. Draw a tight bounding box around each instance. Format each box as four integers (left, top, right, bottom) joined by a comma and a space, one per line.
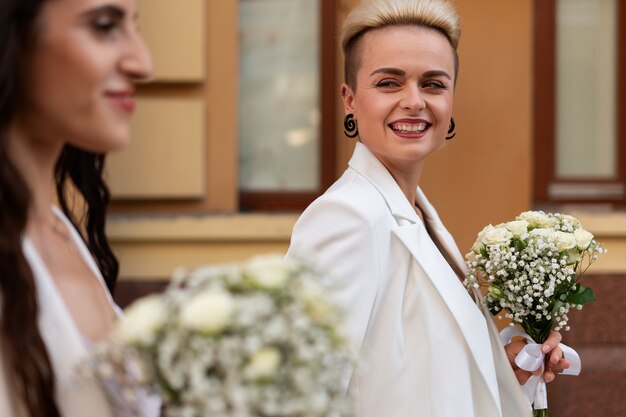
87, 255, 355, 417
464, 210, 606, 416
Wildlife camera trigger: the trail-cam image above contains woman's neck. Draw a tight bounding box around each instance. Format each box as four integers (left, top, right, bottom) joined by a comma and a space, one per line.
378, 156, 424, 207
8, 119, 64, 223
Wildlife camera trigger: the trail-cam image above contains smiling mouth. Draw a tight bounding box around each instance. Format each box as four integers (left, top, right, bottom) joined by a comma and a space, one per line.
106, 92, 135, 114
388, 121, 430, 135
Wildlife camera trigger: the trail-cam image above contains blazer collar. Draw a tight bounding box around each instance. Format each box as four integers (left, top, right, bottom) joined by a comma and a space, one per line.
348, 142, 420, 225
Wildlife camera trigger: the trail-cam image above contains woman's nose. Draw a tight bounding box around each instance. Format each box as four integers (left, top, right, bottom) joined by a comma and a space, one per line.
120, 33, 154, 82
399, 85, 425, 111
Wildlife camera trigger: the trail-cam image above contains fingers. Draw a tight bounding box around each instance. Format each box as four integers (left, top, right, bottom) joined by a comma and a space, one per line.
547, 357, 570, 373
507, 340, 541, 384
506, 333, 572, 386
549, 346, 563, 365
541, 330, 562, 354
544, 356, 571, 383
505, 340, 527, 369
514, 368, 532, 385
505, 340, 527, 359
543, 342, 570, 383
540, 330, 572, 382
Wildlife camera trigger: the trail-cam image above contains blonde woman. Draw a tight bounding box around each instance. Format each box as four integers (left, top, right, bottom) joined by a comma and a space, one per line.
287, 1, 569, 416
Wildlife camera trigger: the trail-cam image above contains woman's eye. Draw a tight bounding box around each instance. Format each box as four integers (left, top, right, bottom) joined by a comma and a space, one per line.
376, 79, 400, 89
423, 81, 446, 89
91, 14, 121, 36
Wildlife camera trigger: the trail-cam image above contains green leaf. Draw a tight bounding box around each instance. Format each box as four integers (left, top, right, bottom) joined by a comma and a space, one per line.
566, 284, 596, 305
551, 300, 564, 316
514, 238, 527, 251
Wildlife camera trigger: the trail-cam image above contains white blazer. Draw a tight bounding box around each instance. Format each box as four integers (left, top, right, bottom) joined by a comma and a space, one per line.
287, 142, 531, 417
0, 208, 159, 417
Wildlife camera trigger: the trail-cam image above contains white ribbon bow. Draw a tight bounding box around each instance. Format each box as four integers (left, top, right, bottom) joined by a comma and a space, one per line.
500, 326, 581, 410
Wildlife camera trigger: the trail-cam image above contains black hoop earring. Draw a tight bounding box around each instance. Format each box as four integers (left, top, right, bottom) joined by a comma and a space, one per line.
446, 117, 456, 140
344, 114, 359, 138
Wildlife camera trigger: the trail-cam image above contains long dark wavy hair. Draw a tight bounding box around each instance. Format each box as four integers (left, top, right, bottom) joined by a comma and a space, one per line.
0, 0, 119, 415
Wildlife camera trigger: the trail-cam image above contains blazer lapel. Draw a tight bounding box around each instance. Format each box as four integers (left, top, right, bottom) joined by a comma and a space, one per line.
416, 187, 469, 276
414, 189, 503, 412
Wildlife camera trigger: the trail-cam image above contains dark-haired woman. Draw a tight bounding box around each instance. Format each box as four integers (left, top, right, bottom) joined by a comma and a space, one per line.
0, 0, 154, 416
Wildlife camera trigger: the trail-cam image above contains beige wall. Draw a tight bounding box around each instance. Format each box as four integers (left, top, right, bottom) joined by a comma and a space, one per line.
107, 0, 238, 212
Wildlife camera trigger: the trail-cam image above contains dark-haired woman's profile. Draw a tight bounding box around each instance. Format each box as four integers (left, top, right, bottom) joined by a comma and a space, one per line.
0, 0, 156, 416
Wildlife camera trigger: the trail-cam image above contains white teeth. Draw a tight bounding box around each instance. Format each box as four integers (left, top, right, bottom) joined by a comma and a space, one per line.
392, 122, 427, 132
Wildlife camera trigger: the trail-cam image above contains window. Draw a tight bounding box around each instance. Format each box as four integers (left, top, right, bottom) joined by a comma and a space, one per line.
238, 0, 337, 211
534, 0, 626, 207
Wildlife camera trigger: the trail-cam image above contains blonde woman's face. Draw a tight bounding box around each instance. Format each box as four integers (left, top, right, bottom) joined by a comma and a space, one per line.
342, 26, 455, 173
18, 0, 153, 153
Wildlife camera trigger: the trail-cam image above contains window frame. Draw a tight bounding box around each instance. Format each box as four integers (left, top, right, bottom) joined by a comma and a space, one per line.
533, 0, 626, 207
238, 0, 337, 212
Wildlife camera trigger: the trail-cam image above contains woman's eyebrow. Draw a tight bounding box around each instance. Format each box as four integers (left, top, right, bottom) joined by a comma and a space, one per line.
369, 68, 451, 80
422, 70, 451, 79
370, 67, 405, 77
81, 4, 126, 20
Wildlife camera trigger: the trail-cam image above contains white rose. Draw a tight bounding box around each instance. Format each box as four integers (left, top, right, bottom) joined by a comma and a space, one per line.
472, 224, 493, 253
530, 227, 554, 238
297, 280, 336, 325
476, 224, 491, 239
117, 295, 167, 345
481, 225, 513, 246
518, 211, 555, 228
574, 228, 594, 250
553, 231, 577, 251
505, 220, 529, 237
245, 254, 291, 290
244, 347, 281, 381
471, 239, 484, 254
567, 249, 583, 264
179, 290, 234, 334
296, 279, 323, 303
309, 299, 336, 325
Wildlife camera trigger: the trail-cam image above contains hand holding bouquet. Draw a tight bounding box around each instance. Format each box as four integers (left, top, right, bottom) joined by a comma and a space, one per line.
86, 255, 355, 417
464, 211, 606, 416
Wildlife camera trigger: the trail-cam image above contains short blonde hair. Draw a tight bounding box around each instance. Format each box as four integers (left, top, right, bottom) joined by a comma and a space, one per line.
341, 0, 461, 89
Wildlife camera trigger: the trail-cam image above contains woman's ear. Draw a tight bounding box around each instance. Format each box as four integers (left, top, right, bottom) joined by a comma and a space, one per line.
341, 83, 356, 114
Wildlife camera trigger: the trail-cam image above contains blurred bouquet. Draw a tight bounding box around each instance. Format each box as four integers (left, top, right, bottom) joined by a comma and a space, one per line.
87, 255, 355, 417
464, 211, 606, 416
